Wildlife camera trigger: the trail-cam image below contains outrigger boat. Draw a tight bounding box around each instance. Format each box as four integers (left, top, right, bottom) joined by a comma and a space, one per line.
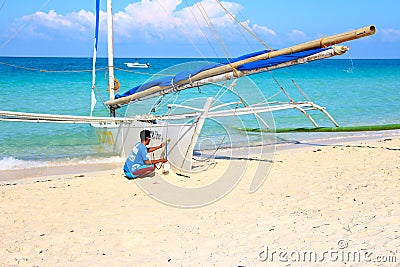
0, 0, 376, 174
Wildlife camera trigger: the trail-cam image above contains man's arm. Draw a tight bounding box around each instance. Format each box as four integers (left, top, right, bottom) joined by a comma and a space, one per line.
148, 142, 165, 153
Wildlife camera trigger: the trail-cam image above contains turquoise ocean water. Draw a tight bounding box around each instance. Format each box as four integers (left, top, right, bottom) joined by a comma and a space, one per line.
0, 57, 399, 171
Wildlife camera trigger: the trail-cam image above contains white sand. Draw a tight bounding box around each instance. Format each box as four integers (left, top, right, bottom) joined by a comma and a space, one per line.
0, 136, 399, 266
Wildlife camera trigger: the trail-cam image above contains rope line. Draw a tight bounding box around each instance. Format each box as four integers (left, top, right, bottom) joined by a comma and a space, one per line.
269, 71, 294, 102
0, 61, 107, 73
196, 100, 240, 163
196, 0, 232, 62
0, 0, 7, 12
0, 61, 177, 78
184, 0, 219, 59
0, 0, 52, 50
93, 85, 112, 114
157, 1, 209, 62
214, 0, 273, 51
291, 79, 311, 102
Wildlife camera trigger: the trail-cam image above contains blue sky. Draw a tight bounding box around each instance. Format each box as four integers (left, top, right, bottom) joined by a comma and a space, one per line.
0, 0, 399, 58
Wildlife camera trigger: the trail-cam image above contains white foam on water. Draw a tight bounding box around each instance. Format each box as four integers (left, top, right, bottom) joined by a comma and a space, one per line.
0, 156, 125, 171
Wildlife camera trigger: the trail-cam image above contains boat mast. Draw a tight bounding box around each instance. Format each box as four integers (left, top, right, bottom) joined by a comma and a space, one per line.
107, 0, 116, 116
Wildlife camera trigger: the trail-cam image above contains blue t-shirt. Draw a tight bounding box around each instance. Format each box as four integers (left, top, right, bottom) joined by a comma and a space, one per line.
123, 142, 149, 174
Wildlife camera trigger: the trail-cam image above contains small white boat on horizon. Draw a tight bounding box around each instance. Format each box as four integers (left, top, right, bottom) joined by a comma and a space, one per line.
124, 61, 150, 68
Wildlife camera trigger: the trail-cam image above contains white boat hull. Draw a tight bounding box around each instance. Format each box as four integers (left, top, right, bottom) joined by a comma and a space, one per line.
124, 62, 150, 68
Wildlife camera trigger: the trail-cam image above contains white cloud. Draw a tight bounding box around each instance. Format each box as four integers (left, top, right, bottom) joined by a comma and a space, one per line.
380, 28, 400, 42
287, 29, 306, 42
252, 24, 276, 36
19, 8, 104, 40
111, 0, 248, 41
17, 0, 277, 46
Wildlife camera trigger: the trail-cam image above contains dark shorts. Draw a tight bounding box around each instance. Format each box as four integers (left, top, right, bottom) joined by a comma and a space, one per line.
125, 164, 155, 179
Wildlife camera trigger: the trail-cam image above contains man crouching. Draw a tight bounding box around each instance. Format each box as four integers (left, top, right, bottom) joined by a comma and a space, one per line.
123, 129, 167, 179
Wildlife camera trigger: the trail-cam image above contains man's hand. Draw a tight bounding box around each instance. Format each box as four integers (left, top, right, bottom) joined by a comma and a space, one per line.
160, 158, 168, 163
160, 142, 166, 148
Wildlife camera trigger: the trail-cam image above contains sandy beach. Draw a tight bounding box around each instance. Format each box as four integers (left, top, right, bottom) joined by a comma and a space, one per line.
0, 134, 399, 266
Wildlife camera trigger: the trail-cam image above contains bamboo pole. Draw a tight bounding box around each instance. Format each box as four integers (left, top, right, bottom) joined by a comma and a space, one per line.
105, 25, 375, 107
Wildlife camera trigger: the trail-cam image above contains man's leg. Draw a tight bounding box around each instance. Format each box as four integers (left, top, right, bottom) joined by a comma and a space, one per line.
132, 164, 156, 178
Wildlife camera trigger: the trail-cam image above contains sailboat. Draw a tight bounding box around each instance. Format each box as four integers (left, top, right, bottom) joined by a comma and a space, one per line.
0, 0, 376, 174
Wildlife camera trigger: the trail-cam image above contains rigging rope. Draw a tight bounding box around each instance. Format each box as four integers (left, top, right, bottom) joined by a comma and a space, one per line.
196, 96, 240, 163
269, 71, 294, 102
228, 14, 255, 51
184, 0, 220, 59
178, 80, 244, 171
157, 0, 209, 62
0, 61, 174, 78
0, 61, 107, 73
291, 79, 311, 102
198, 103, 239, 163
0, 0, 7, 12
0, 0, 52, 50
196, 0, 233, 62
214, 0, 315, 106
93, 84, 114, 114
150, 91, 181, 114
213, 82, 229, 103
265, 89, 284, 101
214, 0, 273, 51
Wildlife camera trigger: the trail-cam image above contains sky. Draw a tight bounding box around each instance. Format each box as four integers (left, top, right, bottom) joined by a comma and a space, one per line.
0, 0, 399, 58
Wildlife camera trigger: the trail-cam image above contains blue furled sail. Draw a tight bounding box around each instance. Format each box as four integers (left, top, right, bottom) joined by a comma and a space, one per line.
234, 48, 327, 71
106, 25, 375, 107
114, 47, 328, 100
114, 62, 223, 100
90, 0, 100, 116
